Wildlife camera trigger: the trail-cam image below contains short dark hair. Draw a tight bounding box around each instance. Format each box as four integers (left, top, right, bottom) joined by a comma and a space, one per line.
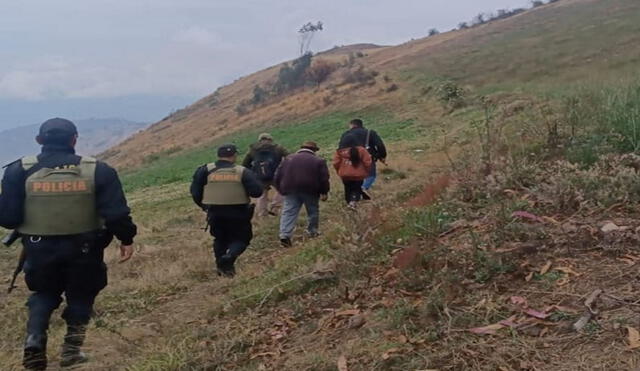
350, 119, 363, 127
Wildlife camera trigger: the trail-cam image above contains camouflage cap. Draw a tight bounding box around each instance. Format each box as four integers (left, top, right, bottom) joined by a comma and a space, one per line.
258, 133, 273, 141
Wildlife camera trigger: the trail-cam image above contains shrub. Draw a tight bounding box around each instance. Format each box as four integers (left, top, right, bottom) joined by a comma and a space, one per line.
273, 53, 313, 94
251, 85, 268, 105
531, 0, 544, 7
235, 102, 249, 116
386, 84, 399, 93
436, 81, 466, 109
305, 60, 336, 86
342, 66, 378, 86
472, 13, 486, 26
428, 28, 440, 36
322, 95, 333, 106
346, 53, 356, 67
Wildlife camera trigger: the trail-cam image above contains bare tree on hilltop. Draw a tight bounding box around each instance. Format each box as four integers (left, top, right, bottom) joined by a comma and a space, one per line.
299, 21, 323, 56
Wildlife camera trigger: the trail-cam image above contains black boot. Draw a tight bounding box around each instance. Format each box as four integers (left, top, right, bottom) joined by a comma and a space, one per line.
217, 254, 236, 278
23, 334, 47, 370
60, 324, 89, 367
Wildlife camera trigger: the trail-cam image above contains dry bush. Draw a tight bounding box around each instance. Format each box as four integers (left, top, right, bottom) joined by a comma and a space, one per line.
305, 60, 337, 86
342, 65, 378, 86
453, 152, 640, 215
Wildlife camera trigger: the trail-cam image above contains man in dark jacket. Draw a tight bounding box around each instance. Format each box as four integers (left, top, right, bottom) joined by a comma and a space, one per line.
338, 119, 387, 195
274, 141, 330, 247
191, 144, 263, 277
242, 133, 288, 217
0, 118, 137, 370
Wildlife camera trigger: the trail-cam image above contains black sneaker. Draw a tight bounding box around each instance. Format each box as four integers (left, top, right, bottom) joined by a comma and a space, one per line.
280, 238, 293, 248
217, 266, 236, 278
217, 255, 236, 278
306, 230, 320, 238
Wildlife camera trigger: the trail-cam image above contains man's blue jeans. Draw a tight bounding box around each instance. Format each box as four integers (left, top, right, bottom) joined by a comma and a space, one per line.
363, 161, 377, 190
279, 193, 320, 239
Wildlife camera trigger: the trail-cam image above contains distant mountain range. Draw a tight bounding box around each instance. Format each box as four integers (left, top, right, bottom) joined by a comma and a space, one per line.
0, 118, 147, 166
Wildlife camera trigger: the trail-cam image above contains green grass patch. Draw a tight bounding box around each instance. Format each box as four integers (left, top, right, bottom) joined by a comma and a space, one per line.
121, 110, 418, 192
564, 83, 640, 165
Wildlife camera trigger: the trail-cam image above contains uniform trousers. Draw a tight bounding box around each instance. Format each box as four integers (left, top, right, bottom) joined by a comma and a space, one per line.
22, 233, 110, 335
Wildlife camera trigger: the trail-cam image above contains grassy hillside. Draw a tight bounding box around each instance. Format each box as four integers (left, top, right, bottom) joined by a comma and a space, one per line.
121, 111, 418, 192
3, 0, 640, 369
102, 0, 640, 171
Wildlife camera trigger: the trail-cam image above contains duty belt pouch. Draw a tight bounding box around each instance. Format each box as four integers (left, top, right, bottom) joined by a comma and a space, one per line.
74, 229, 112, 252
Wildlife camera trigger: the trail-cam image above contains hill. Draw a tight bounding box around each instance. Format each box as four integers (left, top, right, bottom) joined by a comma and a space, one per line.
0, 118, 147, 166
3, 0, 640, 369
102, 0, 640, 170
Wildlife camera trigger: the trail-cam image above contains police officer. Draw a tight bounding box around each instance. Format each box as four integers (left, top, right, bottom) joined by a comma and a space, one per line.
0, 118, 137, 370
190, 144, 263, 277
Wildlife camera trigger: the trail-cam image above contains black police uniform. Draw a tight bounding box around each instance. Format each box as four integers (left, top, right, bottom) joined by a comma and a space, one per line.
0, 119, 137, 370
190, 156, 263, 276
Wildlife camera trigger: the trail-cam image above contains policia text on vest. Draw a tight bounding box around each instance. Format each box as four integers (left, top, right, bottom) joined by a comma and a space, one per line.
19, 156, 104, 236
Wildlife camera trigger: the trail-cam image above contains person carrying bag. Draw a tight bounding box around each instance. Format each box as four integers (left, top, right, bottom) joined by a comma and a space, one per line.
333, 135, 372, 209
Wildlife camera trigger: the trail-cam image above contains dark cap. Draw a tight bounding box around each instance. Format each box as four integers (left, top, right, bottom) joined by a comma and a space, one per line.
301, 141, 320, 152
39, 118, 78, 138
217, 144, 238, 157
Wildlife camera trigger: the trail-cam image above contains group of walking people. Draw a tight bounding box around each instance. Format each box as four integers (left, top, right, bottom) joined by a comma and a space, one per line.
0, 116, 385, 369
190, 118, 386, 278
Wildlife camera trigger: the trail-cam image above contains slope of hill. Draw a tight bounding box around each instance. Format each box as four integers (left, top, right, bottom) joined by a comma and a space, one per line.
102, 0, 640, 170
3, 0, 640, 369
0, 118, 147, 166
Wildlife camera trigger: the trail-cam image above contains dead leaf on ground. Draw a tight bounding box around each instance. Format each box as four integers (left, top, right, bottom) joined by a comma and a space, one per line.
524, 308, 550, 319
348, 315, 367, 329
525, 272, 534, 282
336, 309, 361, 317
337, 355, 348, 371
555, 266, 582, 276
512, 211, 545, 223
250, 352, 278, 360
540, 261, 552, 275
510, 296, 528, 307
601, 222, 623, 233
627, 327, 640, 349
469, 322, 505, 335
382, 347, 403, 360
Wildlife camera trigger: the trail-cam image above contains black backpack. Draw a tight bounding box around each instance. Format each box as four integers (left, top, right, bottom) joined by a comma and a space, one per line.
251, 149, 280, 182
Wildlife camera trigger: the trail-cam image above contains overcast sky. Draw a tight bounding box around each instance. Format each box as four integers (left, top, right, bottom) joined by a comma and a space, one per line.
0, 0, 530, 130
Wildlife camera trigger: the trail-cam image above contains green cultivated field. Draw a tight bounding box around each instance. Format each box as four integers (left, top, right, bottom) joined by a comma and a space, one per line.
120, 111, 419, 192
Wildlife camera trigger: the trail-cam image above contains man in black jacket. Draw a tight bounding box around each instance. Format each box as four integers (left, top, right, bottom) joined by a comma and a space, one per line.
242, 133, 288, 217
0, 118, 137, 370
191, 144, 263, 277
338, 119, 387, 196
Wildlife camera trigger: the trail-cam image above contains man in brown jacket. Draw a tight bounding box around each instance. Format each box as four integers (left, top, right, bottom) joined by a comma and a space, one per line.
274, 141, 330, 247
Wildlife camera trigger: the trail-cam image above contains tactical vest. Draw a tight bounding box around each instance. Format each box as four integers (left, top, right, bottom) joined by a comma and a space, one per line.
202, 164, 250, 205
18, 156, 104, 236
